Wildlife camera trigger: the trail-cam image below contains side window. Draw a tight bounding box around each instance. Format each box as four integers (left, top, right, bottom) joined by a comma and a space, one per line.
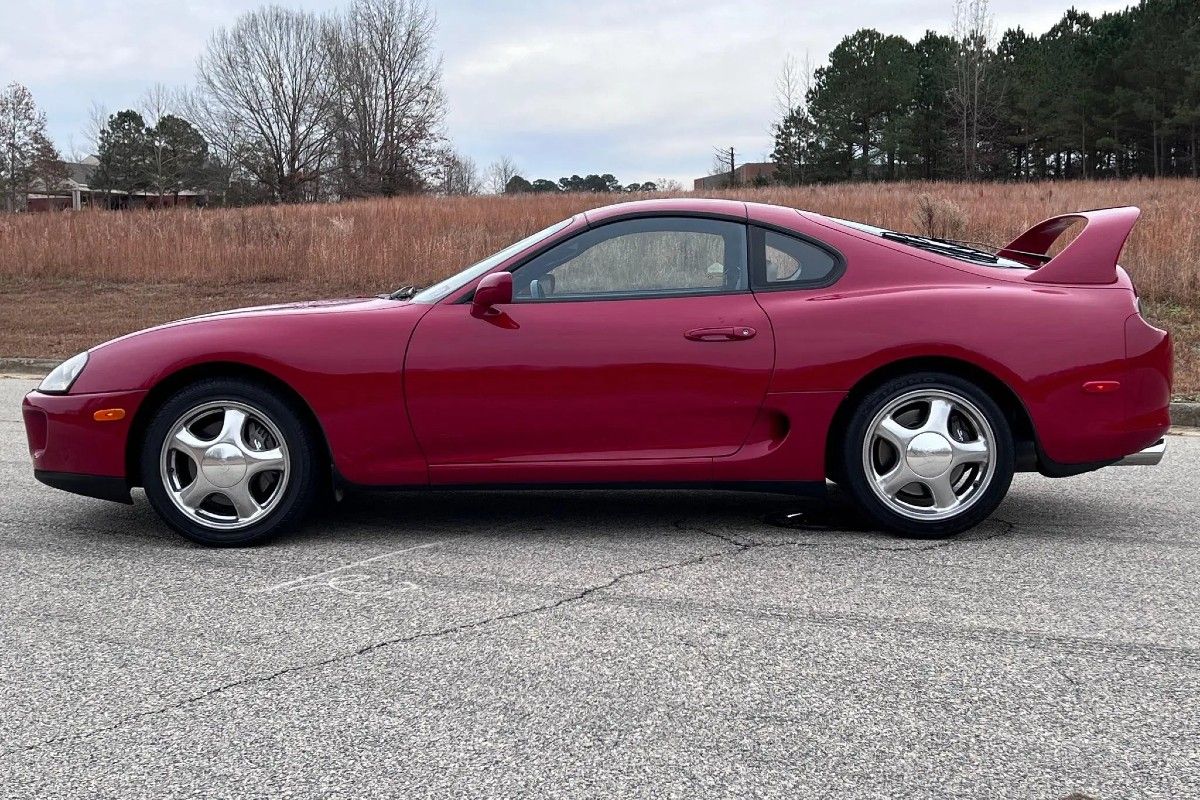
754, 228, 840, 288
512, 217, 747, 300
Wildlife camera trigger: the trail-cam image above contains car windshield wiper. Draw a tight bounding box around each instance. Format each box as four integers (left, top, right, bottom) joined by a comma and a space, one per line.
881, 231, 1000, 264
380, 285, 424, 300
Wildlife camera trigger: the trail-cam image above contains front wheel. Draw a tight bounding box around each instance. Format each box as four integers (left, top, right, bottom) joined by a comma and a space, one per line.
840, 372, 1015, 538
141, 378, 320, 546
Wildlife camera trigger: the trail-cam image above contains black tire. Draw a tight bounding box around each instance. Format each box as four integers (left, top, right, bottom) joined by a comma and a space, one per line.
141, 378, 320, 546
839, 371, 1015, 538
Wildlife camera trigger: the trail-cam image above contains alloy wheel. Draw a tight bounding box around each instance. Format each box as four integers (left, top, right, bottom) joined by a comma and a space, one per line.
861, 389, 996, 521
159, 400, 290, 530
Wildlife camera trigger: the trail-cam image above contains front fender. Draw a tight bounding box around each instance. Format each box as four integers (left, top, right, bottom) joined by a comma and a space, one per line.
71, 301, 432, 486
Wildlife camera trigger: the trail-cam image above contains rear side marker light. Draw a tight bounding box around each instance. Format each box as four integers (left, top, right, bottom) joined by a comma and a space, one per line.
1082, 381, 1121, 394
93, 408, 126, 422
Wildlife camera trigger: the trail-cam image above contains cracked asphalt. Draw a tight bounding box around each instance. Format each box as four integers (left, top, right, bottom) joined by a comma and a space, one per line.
1, 376, 1198, 798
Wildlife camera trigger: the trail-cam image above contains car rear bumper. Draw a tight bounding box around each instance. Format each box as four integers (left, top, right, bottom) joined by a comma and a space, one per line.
1037, 313, 1171, 470
22, 389, 148, 499
1113, 438, 1166, 466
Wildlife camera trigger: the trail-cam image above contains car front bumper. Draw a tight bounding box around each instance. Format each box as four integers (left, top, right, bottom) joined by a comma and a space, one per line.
22, 388, 148, 502
33, 470, 134, 504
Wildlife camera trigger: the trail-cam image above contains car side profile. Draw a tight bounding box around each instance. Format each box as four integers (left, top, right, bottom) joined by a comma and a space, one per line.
22, 198, 1171, 546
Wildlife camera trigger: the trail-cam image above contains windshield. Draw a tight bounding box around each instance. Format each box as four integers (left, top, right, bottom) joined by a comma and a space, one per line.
409, 218, 575, 303
825, 216, 1031, 270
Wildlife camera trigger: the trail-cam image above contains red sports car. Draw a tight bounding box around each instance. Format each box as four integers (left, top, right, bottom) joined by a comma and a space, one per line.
22, 199, 1171, 546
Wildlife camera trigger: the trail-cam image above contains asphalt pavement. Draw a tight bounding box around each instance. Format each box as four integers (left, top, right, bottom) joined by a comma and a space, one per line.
1, 376, 1197, 798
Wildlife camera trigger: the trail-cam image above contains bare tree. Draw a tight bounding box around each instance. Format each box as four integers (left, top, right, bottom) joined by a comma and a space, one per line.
774, 52, 815, 119
709, 145, 737, 186
439, 150, 478, 195
139, 83, 183, 129
326, 0, 445, 196
190, 6, 335, 202
485, 155, 519, 194
949, 0, 996, 178
84, 100, 108, 155
64, 134, 89, 163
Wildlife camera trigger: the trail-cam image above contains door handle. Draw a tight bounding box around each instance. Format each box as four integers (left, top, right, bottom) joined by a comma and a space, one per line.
684, 326, 757, 342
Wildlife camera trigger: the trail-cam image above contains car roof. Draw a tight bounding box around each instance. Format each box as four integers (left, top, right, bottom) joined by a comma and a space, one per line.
583, 198, 749, 224
582, 198, 840, 231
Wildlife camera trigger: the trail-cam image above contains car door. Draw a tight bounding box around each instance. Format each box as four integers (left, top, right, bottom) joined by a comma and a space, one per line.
403, 215, 775, 483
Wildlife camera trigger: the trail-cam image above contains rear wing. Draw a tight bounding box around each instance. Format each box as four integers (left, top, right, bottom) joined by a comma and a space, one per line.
998, 206, 1140, 285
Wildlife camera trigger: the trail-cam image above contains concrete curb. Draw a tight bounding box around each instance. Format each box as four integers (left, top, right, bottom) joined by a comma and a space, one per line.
2, 355, 1199, 427
1173, 402, 1200, 429
0, 358, 57, 377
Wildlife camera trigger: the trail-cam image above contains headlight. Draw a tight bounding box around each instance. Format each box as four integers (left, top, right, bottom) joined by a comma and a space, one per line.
38, 352, 89, 394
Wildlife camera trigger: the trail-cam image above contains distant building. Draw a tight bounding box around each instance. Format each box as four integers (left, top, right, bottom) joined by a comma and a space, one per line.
693, 162, 776, 191
25, 155, 208, 212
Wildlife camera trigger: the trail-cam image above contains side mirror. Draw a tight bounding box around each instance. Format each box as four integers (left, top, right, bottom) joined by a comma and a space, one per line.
471, 272, 513, 317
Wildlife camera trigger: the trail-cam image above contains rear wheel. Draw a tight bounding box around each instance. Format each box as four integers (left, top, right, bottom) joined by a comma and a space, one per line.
141, 378, 319, 546
840, 372, 1014, 538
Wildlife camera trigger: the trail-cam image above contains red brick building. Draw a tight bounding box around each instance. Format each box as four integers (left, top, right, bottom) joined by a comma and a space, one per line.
25, 156, 208, 212
693, 162, 776, 190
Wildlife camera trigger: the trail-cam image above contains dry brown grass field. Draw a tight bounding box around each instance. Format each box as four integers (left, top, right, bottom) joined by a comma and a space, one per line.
1, 179, 1196, 396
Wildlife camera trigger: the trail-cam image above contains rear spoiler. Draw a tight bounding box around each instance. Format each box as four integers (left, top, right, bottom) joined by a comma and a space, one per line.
998, 206, 1140, 285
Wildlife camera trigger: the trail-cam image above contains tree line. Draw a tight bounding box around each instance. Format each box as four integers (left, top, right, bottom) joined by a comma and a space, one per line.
10, 0, 1196, 212
771, 0, 1200, 184
504, 174, 661, 194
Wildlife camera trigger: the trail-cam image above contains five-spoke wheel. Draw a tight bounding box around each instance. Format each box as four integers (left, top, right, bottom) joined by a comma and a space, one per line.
863, 390, 995, 520
841, 372, 1015, 537
160, 401, 290, 530
142, 379, 319, 546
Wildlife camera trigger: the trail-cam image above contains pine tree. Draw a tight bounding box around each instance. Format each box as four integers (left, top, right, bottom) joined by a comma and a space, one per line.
771, 107, 815, 185
146, 115, 209, 200
909, 32, 957, 179
91, 110, 153, 203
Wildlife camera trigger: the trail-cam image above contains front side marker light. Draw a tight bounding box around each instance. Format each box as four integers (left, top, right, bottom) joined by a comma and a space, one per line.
93, 408, 126, 422
38, 352, 89, 394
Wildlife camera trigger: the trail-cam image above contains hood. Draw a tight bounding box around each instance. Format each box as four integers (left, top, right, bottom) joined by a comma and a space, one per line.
89, 296, 402, 354
69, 293, 432, 395
179, 296, 392, 322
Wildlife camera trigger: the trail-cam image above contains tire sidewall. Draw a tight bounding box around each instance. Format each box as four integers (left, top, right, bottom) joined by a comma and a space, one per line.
841, 372, 1015, 538
141, 378, 317, 546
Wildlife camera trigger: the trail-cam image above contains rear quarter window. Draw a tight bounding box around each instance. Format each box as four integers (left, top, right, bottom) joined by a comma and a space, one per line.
753, 228, 841, 289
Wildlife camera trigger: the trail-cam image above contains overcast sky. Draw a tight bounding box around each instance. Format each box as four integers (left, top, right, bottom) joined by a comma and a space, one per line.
2, 0, 1128, 187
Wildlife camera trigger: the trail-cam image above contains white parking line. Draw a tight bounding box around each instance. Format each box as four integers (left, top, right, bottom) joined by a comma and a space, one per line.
256, 542, 440, 596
